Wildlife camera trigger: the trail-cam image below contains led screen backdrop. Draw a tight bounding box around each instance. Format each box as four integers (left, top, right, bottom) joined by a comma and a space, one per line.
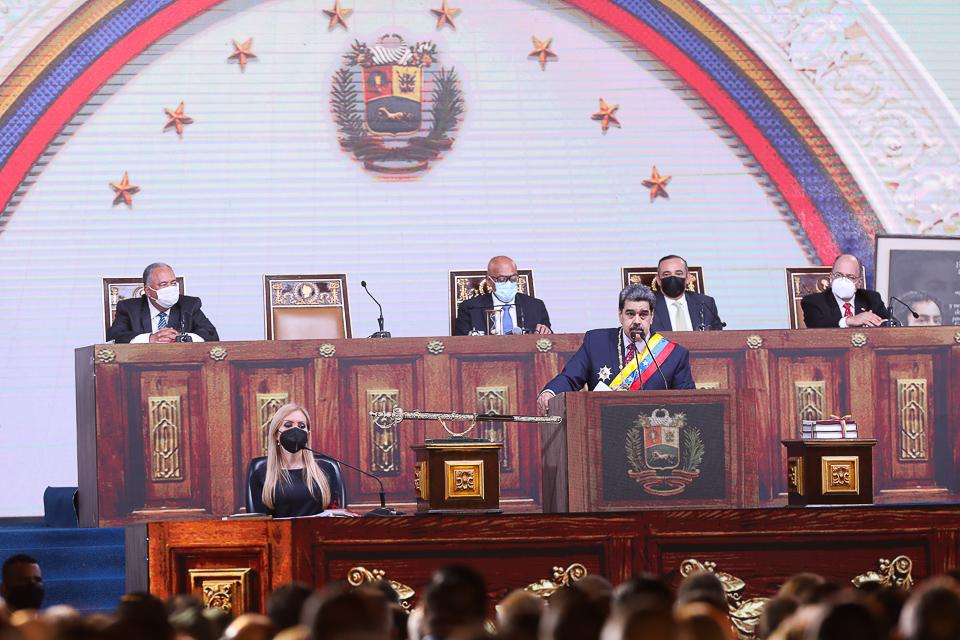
0, 0, 957, 515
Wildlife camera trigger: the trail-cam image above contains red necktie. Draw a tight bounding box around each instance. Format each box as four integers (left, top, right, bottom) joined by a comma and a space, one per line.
627, 342, 636, 364
843, 303, 853, 317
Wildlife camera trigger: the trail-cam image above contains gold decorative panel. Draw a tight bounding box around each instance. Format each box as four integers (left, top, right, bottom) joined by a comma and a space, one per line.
897, 379, 928, 461
445, 460, 484, 500
347, 567, 416, 610
795, 381, 825, 424
257, 393, 289, 456
189, 568, 252, 615
696, 382, 720, 390
821, 456, 859, 495
787, 457, 803, 495
852, 556, 914, 590
368, 390, 401, 475
271, 279, 342, 306
524, 563, 588, 598
414, 462, 428, 500
476, 386, 512, 472
149, 396, 183, 482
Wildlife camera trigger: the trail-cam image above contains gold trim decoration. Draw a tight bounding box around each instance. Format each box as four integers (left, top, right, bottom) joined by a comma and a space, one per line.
188, 568, 253, 615
271, 279, 342, 306
536, 338, 553, 353
680, 559, 769, 640
209, 346, 227, 361
524, 563, 588, 598
318, 343, 336, 358
954, 331, 960, 344
897, 379, 928, 461
444, 460, 484, 500
795, 381, 826, 424
257, 393, 289, 455
427, 340, 445, 355
696, 382, 721, 389
746, 335, 763, 349
149, 396, 184, 482
787, 457, 803, 495
368, 390, 400, 475
97, 348, 116, 363
346, 567, 416, 610
851, 332, 867, 348
414, 462, 428, 501
477, 386, 511, 472
851, 556, 914, 590
821, 456, 859, 494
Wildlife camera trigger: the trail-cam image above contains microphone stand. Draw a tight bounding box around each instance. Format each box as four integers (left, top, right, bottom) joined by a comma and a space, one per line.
885, 296, 918, 327
361, 281, 391, 338
699, 301, 727, 330
631, 328, 669, 390
298, 444, 402, 517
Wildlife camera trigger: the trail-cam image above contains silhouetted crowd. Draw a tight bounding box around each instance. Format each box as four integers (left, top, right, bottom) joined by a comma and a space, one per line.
2, 564, 960, 640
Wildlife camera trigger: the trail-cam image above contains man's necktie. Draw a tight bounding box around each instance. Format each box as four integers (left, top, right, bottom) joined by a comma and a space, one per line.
843, 303, 853, 318
626, 342, 636, 364
501, 305, 514, 334
673, 301, 689, 331
158, 311, 167, 329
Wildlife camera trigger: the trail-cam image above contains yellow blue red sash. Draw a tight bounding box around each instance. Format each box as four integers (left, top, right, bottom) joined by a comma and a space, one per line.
610, 334, 676, 391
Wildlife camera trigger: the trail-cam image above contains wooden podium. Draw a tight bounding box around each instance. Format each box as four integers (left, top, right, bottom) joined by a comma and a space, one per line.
411, 440, 503, 513
782, 438, 877, 506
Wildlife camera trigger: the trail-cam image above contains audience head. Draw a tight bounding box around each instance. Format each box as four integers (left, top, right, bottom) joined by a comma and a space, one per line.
675, 572, 727, 614
601, 608, 676, 640
0, 555, 43, 613
756, 596, 798, 640
309, 585, 391, 640
109, 592, 175, 640
496, 590, 543, 640
612, 574, 674, 615
779, 574, 827, 606
224, 613, 277, 640
812, 601, 882, 640
268, 583, 316, 632
540, 585, 605, 640
423, 566, 487, 640
900, 583, 960, 640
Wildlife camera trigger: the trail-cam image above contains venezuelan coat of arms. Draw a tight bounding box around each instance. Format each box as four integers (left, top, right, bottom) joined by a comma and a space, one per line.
330, 34, 464, 175
625, 408, 704, 496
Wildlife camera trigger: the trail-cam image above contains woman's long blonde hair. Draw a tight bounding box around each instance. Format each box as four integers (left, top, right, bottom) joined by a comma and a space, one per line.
262, 403, 331, 510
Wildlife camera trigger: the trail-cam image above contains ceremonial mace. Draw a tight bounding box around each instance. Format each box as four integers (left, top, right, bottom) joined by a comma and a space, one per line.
369, 406, 561, 438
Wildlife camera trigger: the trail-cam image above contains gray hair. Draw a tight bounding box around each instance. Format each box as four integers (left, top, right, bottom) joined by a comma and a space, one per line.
619, 284, 656, 310
143, 262, 172, 288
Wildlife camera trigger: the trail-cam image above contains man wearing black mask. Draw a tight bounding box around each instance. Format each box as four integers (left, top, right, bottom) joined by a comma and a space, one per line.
651, 255, 723, 332
1, 554, 44, 612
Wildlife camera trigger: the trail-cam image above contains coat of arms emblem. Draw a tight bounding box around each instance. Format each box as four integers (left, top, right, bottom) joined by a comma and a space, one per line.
625, 408, 704, 496
331, 34, 464, 175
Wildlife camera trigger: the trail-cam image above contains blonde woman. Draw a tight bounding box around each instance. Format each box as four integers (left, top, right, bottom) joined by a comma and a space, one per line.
246, 403, 343, 517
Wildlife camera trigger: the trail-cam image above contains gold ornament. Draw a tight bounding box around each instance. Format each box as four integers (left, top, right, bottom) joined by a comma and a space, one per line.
318, 343, 336, 358
746, 335, 763, 349
209, 346, 227, 361
851, 333, 867, 348
427, 340, 445, 355
97, 349, 116, 363
536, 338, 553, 353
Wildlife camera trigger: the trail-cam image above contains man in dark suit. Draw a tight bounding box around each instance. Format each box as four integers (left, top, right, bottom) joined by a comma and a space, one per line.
453, 256, 552, 335
536, 284, 695, 414
800, 254, 889, 328
651, 254, 724, 332
107, 262, 219, 343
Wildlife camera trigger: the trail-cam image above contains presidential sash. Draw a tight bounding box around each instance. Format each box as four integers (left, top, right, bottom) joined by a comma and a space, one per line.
610, 333, 676, 391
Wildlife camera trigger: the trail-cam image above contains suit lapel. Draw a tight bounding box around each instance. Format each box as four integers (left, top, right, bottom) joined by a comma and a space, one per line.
139, 297, 153, 334
825, 291, 843, 323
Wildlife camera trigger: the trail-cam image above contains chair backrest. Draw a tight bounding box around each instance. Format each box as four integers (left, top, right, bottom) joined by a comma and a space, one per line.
620, 266, 705, 294
264, 274, 352, 340
102, 276, 185, 341
785, 265, 865, 329
244, 455, 346, 514
449, 269, 535, 335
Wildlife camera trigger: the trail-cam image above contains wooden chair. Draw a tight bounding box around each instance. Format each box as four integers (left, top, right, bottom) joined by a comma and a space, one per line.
620, 266, 705, 294
264, 274, 352, 340
785, 265, 864, 329
449, 270, 535, 335
102, 276, 185, 341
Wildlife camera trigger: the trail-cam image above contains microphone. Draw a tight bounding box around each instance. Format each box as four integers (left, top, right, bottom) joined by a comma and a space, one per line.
891, 296, 919, 319
361, 280, 391, 338
176, 309, 195, 342
631, 327, 669, 390
698, 301, 727, 330
285, 438, 403, 518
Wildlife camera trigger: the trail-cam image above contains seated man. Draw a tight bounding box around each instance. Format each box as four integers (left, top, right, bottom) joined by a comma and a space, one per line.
896, 290, 943, 327
537, 284, 695, 414
107, 262, 219, 343
651, 255, 723, 332
800, 254, 889, 328
1, 554, 44, 612
453, 256, 552, 335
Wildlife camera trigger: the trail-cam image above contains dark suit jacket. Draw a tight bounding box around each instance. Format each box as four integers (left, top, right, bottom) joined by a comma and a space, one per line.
107, 295, 219, 343
453, 292, 551, 336
543, 328, 696, 395
651, 291, 724, 332
800, 289, 889, 328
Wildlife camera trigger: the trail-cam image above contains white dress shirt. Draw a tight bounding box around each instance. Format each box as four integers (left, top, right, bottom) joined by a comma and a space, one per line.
129, 301, 206, 343
491, 293, 519, 335
665, 293, 694, 331
834, 293, 855, 328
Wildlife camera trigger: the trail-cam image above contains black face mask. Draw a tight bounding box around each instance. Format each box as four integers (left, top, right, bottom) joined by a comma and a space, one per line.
278, 428, 308, 454
6, 582, 44, 611
659, 275, 686, 299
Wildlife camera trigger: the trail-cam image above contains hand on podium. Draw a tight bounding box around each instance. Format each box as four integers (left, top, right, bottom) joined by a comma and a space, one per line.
537, 390, 555, 416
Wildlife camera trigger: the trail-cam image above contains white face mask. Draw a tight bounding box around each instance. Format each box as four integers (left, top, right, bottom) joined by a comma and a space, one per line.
151, 284, 180, 308
831, 277, 856, 300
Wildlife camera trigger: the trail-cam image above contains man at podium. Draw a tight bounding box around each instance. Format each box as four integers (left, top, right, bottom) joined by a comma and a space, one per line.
537, 284, 695, 414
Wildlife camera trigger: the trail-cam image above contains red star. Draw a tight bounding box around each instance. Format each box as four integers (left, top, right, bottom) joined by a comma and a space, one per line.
431, 1, 460, 29
323, 1, 352, 30
228, 38, 257, 72
109, 172, 140, 206
163, 102, 193, 135
529, 36, 557, 70
642, 166, 672, 202
592, 98, 620, 131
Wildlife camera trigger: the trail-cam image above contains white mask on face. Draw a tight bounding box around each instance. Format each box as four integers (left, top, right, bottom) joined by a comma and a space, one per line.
151, 284, 180, 308
831, 277, 856, 300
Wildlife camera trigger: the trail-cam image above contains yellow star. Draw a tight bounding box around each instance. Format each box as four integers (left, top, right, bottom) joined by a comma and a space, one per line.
591, 98, 620, 131
529, 36, 557, 70
163, 102, 193, 135
431, 1, 460, 29
323, 1, 352, 30
109, 172, 140, 206
228, 38, 257, 72
642, 166, 672, 202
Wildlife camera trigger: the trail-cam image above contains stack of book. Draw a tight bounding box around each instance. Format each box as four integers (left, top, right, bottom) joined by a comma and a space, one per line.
801, 417, 858, 439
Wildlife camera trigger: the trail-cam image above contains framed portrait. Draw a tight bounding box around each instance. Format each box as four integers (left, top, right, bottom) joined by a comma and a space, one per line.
874, 235, 960, 327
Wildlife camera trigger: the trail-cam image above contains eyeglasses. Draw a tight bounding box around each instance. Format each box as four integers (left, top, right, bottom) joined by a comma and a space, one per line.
831, 272, 861, 281
622, 310, 652, 319
490, 275, 519, 284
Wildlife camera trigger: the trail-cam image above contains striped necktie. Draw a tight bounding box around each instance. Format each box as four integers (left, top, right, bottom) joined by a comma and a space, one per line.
158, 312, 167, 329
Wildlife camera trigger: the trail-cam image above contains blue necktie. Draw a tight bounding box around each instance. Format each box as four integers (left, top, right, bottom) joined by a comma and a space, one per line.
502, 305, 514, 334
158, 312, 167, 329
